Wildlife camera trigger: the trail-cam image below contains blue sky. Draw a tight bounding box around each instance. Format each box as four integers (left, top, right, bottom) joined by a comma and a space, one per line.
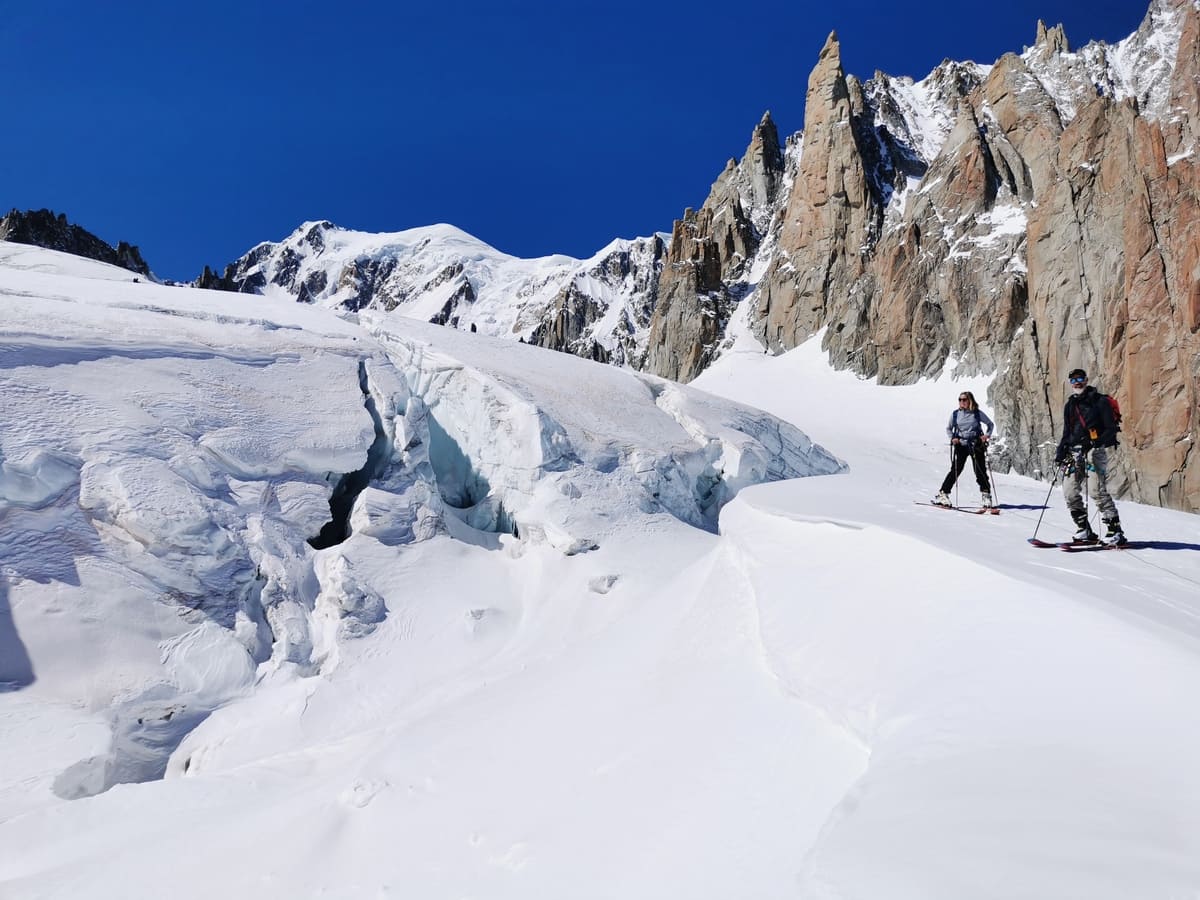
1, 0, 1150, 281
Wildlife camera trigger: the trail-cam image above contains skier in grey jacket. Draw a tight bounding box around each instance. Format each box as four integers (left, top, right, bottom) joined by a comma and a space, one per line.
933, 390, 995, 508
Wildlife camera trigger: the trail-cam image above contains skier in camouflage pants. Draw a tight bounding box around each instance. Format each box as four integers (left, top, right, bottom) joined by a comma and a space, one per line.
1054, 368, 1125, 545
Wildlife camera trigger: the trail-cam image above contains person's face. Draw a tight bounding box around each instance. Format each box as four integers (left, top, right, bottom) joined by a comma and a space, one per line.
958, 394, 971, 407
1070, 375, 1088, 393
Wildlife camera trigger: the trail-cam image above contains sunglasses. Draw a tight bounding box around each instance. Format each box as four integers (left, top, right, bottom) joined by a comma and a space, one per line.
958, 396, 970, 401
1070, 377, 1087, 385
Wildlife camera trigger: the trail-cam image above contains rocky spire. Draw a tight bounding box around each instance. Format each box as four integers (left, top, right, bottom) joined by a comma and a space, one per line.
1034, 20, 1070, 54
644, 110, 786, 383
645, 208, 730, 382
755, 30, 878, 351
745, 111, 785, 215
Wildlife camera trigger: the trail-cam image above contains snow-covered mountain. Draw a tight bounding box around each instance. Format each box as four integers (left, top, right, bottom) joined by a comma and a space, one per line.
200, 220, 666, 368
174, 0, 1200, 514
4, 239, 1200, 899
3, 1, 1199, 894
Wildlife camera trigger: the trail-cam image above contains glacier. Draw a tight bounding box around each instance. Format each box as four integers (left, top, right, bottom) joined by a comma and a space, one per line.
2, 242, 1200, 899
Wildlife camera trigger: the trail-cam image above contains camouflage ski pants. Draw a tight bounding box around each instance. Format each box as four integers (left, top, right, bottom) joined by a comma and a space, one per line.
1063, 446, 1119, 522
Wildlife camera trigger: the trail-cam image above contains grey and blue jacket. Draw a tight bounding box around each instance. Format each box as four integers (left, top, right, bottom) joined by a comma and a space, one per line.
946, 408, 994, 446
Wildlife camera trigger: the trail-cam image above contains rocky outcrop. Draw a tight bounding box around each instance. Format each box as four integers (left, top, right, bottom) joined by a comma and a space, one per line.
645, 0, 1199, 512
996, 90, 1200, 508
1035, 20, 1070, 55
645, 113, 786, 381
645, 208, 732, 382
196, 263, 243, 292
528, 236, 665, 366
841, 96, 1030, 382
529, 285, 613, 363
756, 33, 882, 351
0, 209, 152, 277
1165, 0, 1200, 155
704, 111, 785, 243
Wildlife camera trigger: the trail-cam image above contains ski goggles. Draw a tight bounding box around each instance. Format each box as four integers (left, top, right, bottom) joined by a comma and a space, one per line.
1069, 376, 1087, 384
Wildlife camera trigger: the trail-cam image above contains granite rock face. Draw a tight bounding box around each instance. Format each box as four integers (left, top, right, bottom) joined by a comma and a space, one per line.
645, 208, 733, 382
528, 235, 665, 367
645, 113, 786, 382
646, 0, 1200, 512
1002, 92, 1200, 508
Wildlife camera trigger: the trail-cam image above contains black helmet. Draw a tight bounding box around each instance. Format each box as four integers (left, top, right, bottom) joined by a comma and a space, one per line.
1067, 368, 1088, 382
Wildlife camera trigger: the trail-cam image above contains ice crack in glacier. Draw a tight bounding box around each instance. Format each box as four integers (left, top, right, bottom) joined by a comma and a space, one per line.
309, 360, 393, 549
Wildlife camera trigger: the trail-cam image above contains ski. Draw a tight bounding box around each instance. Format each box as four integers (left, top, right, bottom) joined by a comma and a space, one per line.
1028, 537, 1098, 549
915, 502, 999, 515
1059, 541, 1131, 552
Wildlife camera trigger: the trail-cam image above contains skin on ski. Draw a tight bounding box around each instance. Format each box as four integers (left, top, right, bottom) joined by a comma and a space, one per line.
916, 502, 999, 515
1027, 537, 1130, 551
1028, 537, 1098, 548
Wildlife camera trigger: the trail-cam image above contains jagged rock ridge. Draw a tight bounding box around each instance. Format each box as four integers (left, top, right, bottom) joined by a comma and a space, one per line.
0, 209, 152, 278
17, 0, 1191, 513
648, 0, 1200, 513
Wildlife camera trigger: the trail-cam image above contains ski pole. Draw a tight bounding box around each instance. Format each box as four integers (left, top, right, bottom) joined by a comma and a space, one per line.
951, 441, 959, 509
1030, 465, 1061, 542
1080, 449, 1090, 528
986, 451, 999, 508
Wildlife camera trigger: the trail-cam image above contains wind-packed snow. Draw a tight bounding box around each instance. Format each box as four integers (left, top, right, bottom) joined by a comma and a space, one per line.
3, 243, 1200, 898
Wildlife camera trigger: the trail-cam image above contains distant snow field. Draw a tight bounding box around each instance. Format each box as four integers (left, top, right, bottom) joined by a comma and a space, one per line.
2, 243, 1200, 899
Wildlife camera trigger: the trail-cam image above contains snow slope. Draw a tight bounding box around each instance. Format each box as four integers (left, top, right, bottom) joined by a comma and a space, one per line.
2, 244, 1200, 899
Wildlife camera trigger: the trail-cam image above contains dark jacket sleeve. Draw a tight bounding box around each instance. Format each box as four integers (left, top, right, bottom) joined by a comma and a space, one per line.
1055, 400, 1072, 460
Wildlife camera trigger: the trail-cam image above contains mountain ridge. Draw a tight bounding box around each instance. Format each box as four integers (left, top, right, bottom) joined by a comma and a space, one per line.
2, 0, 1195, 512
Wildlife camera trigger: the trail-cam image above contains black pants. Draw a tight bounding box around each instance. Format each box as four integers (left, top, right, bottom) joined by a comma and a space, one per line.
941, 442, 990, 494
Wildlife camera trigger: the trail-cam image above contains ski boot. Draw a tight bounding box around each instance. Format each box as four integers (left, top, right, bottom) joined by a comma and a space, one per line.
933, 491, 952, 507
1071, 513, 1097, 543
1102, 517, 1128, 547
980, 492, 992, 509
